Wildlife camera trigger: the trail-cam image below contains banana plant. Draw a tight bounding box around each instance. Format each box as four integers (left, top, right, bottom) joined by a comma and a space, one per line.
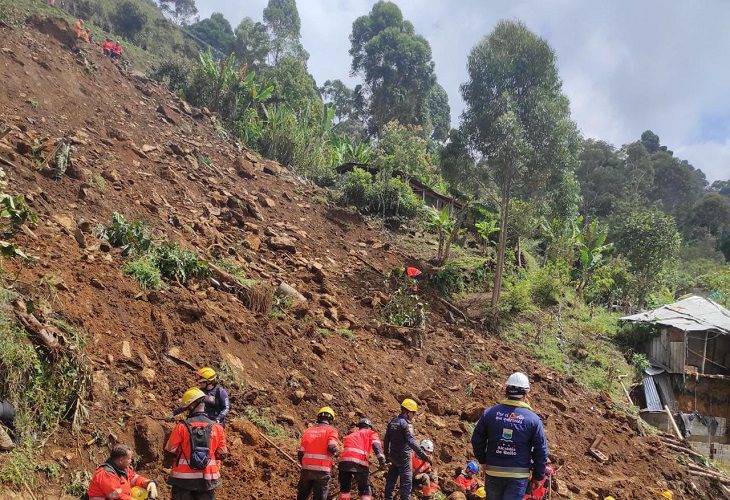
575, 219, 613, 294
475, 218, 500, 255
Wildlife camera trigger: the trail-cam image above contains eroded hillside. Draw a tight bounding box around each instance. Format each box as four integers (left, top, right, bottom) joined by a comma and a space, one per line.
0, 17, 723, 500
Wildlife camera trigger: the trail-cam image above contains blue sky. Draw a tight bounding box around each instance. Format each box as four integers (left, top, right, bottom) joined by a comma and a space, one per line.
195, 0, 730, 182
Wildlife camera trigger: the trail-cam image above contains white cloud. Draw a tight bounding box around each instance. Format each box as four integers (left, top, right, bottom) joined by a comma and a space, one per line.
195, 0, 730, 181
676, 141, 730, 184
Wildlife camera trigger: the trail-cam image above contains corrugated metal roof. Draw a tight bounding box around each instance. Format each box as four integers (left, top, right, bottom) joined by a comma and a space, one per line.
642, 374, 663, 412
621, 296, 730, 334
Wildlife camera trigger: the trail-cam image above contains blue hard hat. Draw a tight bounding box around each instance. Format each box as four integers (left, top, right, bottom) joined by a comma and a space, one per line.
467, 461, 479, 474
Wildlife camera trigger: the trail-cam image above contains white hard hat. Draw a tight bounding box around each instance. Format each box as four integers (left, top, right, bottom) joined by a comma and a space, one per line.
420, 439, 434, 453
506, 372, 530, 390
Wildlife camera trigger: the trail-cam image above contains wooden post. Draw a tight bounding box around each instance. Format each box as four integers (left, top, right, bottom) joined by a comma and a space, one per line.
701, 331, 708, 375
665, 405, 683, 439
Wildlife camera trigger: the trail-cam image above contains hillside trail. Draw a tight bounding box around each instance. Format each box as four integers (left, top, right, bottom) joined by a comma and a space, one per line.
0, 17, 724, 500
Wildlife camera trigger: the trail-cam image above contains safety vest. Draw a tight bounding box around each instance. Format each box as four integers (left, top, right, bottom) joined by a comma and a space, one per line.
299, 424, 338, 472
164, 413, 228, 490
454, 473, 476, 491
340, 428, 381, 467
86, 463, 147, 500
412, 454, 431, 474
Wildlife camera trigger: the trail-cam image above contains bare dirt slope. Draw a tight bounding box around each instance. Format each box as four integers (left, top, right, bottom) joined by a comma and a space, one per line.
0, 17, 721, 500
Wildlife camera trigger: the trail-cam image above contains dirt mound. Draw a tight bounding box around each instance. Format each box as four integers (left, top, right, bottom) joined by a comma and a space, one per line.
0, 18, 722, 499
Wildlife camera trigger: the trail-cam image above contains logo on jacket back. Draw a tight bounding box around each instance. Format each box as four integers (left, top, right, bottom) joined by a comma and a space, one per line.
501, 428, 513, 440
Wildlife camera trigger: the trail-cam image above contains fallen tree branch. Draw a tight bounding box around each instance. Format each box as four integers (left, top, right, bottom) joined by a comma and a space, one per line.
689, 469, 730, 485
257, 430, 300, 468
12, 300, 63, 353
438, 297, 476, 325
662, 441, 706, 459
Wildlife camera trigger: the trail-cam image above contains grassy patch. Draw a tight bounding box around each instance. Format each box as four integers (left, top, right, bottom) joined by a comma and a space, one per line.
338, 328, 356, 341
0, 309, 90, 488
430, 256, 492, 298
471, 360, 499, 377
215, 258, 257, 287
123, 256, 163, 289
244, 406, 286, 437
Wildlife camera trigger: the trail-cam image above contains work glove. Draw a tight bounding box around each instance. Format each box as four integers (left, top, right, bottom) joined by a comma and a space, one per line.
526, 478, 544, 494
146, 481, 158, 499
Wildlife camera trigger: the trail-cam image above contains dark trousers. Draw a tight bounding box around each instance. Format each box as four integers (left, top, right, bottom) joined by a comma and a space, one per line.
297, 469, 331, 500
338, 464, 371, 497
384, 462, 413, 500
485, 477, 529, 500
171, 486, 215, 500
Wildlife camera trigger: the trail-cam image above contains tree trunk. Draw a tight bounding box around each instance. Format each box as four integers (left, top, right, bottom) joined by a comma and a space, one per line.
491, 174, 512, 312
440, 209, 466, 266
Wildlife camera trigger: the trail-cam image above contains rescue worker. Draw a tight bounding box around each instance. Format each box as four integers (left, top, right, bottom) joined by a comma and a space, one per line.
453, 462, 481, 499
337, 418, 386, 500
74, 18, 84, 39
102, 38, 113, 56
411, 301, 426, 350
412, 439, 438, 498
383, 399, 431, 500
0, 399, 15, 451
297, 406, 339, 500
86, 444, 158, 500
164, 387, 228, 500
169, 368, 230, 425
471, 372, 548, 500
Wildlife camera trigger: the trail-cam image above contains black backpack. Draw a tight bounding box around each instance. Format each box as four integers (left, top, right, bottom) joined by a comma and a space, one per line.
183, 417, 213, 470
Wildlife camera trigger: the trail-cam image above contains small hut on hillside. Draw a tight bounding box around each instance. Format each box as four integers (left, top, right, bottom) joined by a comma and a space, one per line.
621, 296, 730, 463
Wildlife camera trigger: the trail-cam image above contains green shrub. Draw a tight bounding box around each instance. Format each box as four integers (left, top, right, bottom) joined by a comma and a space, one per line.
338, 168, 423, 220
529, 261, 569, 306
152, 243, 211, 283
123, 256, 163, 289
381, 291, 420, 327
94, 212, 152, 255
498, 277, 534, 315
430, 257, 491, 298
244, 406, 286, 437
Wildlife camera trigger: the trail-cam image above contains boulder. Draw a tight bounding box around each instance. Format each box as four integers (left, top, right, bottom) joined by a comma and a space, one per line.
277, 282, 306, 302
268, 236, 297, 253
312, 342, 327, 357
229, 418, 261, 446
460, 402, 484, 422
134, 417, 166, 465
234, 157, 257, 179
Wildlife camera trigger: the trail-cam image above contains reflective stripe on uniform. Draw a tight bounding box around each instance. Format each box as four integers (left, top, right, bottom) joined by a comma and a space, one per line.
301, 464, 332, 472
361, 496, 372, 500
484, 464, 531, 478
340, 457, 369, 467
303, 453, 332, 460
343, 447, 368, 456
170, 470, 221, 480
338, 493, 351, 499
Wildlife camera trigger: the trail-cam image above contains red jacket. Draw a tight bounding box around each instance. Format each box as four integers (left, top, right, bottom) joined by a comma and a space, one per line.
86, 463, 149, 500
412, 454, 432, 474
455, 473, 477, 492
299, 423, 338, 472
340, 428, 384, 467
165, 413, 228, 491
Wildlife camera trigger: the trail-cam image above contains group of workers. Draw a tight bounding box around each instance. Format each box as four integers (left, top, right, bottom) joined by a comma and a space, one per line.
296, 371, 549, 500
73, 18, 124, 64
86, 368, 230, 500
82, 367, 548, 500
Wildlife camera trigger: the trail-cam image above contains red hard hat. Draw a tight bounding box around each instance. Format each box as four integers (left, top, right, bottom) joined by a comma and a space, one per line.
405, 267, 422, 278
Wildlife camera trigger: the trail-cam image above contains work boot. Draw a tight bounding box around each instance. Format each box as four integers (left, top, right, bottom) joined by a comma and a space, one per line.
0, 425, 14, 451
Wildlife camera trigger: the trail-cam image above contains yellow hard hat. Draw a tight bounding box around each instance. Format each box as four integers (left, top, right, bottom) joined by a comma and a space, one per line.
197, 367, 217, 382
604, 497, 616, 500
318, 406, 336, 421
402, 398, 418, 412
130, 486, 148, 500
475, 486, 486, 498
661, 492, 673, 500
181, 387, 206, 407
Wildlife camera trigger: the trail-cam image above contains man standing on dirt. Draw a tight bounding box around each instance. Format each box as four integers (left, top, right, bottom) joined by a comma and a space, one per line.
337, 417, 386, 500
165, 387, 228, 500
297, 407, 339, 500
168, 367, 230, 425
383, 399, 432, 500
471, 372, 548, 500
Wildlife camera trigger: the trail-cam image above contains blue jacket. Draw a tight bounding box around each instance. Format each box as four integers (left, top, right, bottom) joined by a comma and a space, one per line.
383, 413, 429, 466
173, 385, 230, 423
471, 400, 548, 480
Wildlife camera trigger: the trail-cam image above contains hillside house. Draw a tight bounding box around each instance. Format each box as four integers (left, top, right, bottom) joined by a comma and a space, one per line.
621, 296, 730, 463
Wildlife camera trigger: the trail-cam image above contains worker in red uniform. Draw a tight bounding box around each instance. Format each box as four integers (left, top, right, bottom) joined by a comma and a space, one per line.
412, 439, 438, 498
298, 406, 339, 500
86, 444, 158, 500
337, 418, 386, 500
453, 462, 481, 498
111, 41, 123, 63
164, 387, 228, 500
102, 38, 113, 56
